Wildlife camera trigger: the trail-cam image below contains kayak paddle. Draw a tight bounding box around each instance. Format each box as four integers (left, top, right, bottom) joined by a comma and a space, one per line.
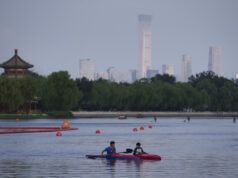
119, 148, 133, 154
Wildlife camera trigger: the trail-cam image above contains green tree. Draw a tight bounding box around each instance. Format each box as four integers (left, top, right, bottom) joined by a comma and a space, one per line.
219, 81, 238, 111
146, 81, 163, 111
89, 80, 112, 110
151, 74, 176, 84
128, 79, 152, 111
43, 71, 82, 111
176, 83, 196, 110
0, 77, 24, 112
195, 79, 217, 110
75, 77, 93, 109
75, 70, 238, 112
18, 76, 38, 105
160, 83, 179, 110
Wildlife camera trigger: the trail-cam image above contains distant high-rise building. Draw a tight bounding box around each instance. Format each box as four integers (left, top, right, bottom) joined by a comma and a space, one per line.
79, 59, 94, 80
107, 66, 115, 81
236, 73, 238, 79
208, 46, 221, 76
162, 64, 174, 76
108, 68, 132, 83
138, 14, 152, 79
129, 69, 138, 83
146, 69, 159, 78
95, 72, 109, 80
181, 55, 192, 82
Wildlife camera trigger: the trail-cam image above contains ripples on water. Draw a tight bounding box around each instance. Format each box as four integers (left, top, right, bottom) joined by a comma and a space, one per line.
0, 118, 238, 178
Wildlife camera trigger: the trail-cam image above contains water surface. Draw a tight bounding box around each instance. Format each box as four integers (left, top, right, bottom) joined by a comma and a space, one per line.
0, 118, 238, 178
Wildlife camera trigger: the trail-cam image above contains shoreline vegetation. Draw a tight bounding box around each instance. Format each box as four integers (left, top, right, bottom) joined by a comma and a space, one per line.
72, 111, 238, 118
0, 111, 238, 119
1, 71, 238, 116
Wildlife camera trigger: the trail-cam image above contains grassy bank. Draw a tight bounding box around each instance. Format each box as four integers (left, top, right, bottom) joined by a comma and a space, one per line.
1, 111, 238, 119
0, 111, 73, 119
72, 111, 238, 118
0, 113, 47, 119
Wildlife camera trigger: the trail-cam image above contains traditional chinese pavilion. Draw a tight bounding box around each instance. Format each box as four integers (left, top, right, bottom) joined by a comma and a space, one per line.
0, 49, 33, 78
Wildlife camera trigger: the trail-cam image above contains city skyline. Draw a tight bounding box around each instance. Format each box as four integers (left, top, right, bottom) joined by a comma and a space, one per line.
79, 45, 225, 83
1, 0, 238, 79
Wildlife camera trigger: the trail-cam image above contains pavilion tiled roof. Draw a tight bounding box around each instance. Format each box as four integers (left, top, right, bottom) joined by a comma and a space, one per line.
0, 49, 33, 69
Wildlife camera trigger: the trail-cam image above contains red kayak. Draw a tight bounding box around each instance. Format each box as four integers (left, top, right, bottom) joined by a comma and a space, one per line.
86, 153, 161, 161
136, 153, 161, 160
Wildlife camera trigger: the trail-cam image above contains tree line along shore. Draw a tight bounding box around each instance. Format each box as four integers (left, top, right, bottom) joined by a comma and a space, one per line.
72, 111, 238, 118
0, 111, 238, 119
0, 71, 238, 118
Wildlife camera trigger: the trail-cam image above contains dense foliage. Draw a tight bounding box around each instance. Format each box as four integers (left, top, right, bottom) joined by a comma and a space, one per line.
0, 71, 238, 113
0, 71, 82, 112
77, 72, 238, 111
41, 71, 82, 111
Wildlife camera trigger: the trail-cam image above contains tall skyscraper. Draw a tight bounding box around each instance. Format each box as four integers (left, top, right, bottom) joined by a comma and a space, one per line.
181, 55, 192, 82
162, 64, 174, 76
208, 46, 221, 76
79, 59, 95, 80
236, 73, 238, 80
138, 14, 152, 79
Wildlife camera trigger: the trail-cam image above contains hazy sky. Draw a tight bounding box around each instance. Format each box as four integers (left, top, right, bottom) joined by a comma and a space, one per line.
0, 0, 238, 79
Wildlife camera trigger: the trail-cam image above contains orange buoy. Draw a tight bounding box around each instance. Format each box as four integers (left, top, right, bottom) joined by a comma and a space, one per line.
133, 128, 138, 132
56, 132, 62, 136
16, 118, 19, 121
62, 120, 70, 129
140, 126, 144, 130
96, 130, 101, 134
148, 125, 152, 129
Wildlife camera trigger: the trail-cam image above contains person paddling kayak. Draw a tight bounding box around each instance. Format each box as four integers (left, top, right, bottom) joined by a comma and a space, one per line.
133, 142, 146, 155
102, 141, 116, 155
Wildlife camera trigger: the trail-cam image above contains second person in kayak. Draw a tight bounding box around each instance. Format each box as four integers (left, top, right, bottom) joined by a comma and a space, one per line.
102, 141, 116, 155
133, 142, 147, 155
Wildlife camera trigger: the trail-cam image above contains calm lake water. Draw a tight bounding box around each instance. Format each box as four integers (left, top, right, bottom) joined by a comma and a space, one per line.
0, 117, 238, 178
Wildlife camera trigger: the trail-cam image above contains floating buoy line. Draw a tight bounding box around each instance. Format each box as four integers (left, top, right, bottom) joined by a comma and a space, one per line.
0, 118, 157, 135
0, 127, 78, 134
0, 120, 78, 134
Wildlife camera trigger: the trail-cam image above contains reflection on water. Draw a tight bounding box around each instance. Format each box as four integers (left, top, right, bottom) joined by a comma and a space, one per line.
103, 159, 144, 178
0, 118, 238, 178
